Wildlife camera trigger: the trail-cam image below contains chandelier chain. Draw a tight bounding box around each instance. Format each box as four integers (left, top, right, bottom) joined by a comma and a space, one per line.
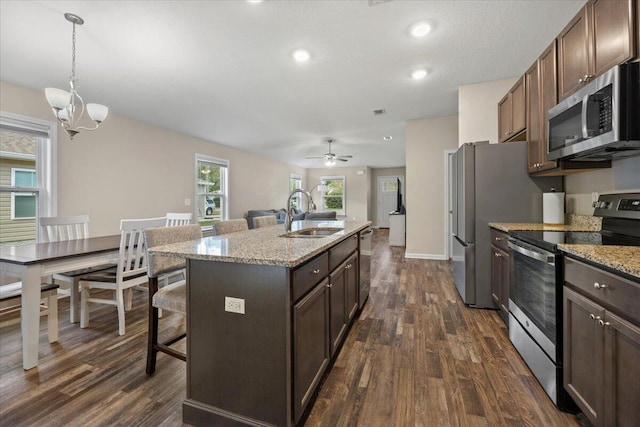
71, 21, 77, 84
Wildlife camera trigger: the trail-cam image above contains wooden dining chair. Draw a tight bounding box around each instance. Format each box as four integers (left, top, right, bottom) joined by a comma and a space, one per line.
214, 219, 249, 235
79, 216, 167, 336
39, 215, 116, 323
252, 215, 278, 228
144, 224, 202, 374
165, 213, 192, 227
0, 280, 59, 343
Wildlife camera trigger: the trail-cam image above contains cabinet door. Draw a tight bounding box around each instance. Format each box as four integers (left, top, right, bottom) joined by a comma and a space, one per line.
591, 0, 635, 77
558, 5, 591, 100
345, 252, 359, 322
293, 278, 330, 423
329, 265, 347, 356
499, 251, 509, 316
525, 61, 542, 172
603, 311, 640, 427
498, 94, 512, 142
511, 77, 526, 136
564, 287, 605, 427
491, 245, 509, 323
537, 41, 559, 172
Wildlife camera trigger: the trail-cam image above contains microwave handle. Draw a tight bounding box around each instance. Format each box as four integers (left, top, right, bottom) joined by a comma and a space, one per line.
581, 94, 590, 139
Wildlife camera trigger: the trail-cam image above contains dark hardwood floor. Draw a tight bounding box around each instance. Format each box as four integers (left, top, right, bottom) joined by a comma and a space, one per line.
0, 229, 588, 426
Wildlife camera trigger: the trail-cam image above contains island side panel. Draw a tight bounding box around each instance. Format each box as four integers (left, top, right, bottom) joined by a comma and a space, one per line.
185, 259, 291, 427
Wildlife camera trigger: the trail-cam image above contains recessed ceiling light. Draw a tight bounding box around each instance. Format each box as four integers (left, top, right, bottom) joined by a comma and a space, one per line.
383, 136, 393, 141
247, 0, 263, 3
411, 69, 428, 80
410, 22, 431, 38
292, 49, 310, 62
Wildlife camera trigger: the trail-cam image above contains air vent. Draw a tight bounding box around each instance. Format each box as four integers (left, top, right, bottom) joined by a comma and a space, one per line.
368, 0, 393, 6
373, 109, 386, 115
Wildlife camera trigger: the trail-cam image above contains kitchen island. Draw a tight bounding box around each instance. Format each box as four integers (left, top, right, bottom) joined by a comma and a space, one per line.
149, 220, 371, 427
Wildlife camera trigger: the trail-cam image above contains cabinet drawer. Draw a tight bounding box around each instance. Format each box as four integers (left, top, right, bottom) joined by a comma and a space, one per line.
329, 234, 358, 272
490, 229, 509, 252
292, 252, 329, 302
564, 257, 640, 324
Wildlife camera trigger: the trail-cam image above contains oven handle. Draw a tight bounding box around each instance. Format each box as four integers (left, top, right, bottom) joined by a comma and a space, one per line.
508, 241, 555, 265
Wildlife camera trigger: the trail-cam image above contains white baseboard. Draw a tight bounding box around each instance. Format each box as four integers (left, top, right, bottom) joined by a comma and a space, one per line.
404, 252, 448, 260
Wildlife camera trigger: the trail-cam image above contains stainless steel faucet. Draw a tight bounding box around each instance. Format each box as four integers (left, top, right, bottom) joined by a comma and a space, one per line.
286, 189, 316, 232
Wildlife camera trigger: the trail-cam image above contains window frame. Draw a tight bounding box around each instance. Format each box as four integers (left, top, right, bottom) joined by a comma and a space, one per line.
1, 112, 57, 242
289, 173, 303, 210
10, 167, 37, 219
195, 154, 229, 229
320, 175, 346, 216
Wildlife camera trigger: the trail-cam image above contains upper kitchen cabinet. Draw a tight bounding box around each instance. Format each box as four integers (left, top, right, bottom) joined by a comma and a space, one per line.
558, 0, 636, 101
498, 76, 526, 142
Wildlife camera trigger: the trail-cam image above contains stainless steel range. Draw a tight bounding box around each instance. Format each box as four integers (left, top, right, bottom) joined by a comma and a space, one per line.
507, 191, 640, 411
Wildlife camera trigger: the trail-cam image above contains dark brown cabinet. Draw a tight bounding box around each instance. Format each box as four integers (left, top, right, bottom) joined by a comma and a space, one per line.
558, 0, 636, 101
563, 258, 640, 427
328, 251, 358, 355
293, 278, 330, 422
498, 76, 526, 142
490, 229, 509, 324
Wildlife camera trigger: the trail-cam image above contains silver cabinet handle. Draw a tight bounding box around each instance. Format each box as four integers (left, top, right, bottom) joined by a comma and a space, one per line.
593, 282, 607, 290
312, 269, 320, 274
597, 319, 609, 328
589, 314, 601, 321
327, 283, 332, 288
494, 252, 502, 258
495, 237, 503, 242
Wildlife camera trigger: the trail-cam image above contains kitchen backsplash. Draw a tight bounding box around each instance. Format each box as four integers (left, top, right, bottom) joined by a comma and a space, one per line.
565, 156, 640, 215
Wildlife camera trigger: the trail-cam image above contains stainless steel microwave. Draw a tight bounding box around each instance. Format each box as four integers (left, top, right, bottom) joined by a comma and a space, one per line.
547, 62, 640, 161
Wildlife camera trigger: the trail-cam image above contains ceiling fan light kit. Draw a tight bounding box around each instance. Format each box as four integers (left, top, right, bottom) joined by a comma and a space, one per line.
306, 139, 353, 168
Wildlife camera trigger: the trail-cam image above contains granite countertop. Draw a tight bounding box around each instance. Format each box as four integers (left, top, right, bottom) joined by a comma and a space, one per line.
149, 220, 371, 268
559, 245, 640, 280
489, 214, 602, 233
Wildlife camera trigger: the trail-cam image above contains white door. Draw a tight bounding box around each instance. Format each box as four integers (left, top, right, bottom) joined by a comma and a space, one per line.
377, 176, 403, 228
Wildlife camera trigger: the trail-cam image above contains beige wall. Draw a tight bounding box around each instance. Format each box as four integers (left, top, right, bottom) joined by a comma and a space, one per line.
458, 78, 517, 145
370, 167, 406, 227
405, 115, 458, 259
1, 81, 306, 237
306, 166, 370, 221
565, 156, 640, 215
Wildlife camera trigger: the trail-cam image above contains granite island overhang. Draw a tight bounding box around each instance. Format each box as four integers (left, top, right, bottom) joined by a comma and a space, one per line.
148, 219, 371, 427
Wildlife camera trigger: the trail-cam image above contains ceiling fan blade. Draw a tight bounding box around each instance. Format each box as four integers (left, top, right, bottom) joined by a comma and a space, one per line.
336, 158, 349, 162
306, 156, 324, 159
338, 155, 353, 159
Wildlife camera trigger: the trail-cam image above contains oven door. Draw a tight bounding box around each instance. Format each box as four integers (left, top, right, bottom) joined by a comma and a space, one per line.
508, 239, 558, 362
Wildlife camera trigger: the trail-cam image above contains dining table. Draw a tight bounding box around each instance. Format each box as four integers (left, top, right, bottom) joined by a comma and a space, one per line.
0, 234, 120, 370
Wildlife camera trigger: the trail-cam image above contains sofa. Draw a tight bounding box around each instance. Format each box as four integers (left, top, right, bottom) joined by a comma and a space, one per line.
245, 209, 337, 229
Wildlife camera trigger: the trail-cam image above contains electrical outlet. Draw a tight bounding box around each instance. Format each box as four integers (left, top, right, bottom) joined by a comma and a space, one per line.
184, 198, 191, 206
224, 296, 245, 314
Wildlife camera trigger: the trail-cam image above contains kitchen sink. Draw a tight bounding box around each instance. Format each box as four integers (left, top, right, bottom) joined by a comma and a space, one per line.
280, 227, 344, 238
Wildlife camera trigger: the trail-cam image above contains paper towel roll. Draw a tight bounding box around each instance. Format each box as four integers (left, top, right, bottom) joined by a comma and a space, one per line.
543, 192, 565, 224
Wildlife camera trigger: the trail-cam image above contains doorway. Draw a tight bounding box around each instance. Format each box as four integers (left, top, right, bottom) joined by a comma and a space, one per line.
444, 149, 457, 260
377, 175, 403, 228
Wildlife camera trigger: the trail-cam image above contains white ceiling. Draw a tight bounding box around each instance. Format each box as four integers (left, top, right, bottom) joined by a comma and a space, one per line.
0, 0, 584, 169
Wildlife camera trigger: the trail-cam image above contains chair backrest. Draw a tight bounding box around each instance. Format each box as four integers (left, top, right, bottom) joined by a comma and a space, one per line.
253, 215, 277, 228
144, 224, 202, 278
118, 217, 167, 280
166, 212, 193, 227
214, 219, 249, 236
40, 215, 90, 243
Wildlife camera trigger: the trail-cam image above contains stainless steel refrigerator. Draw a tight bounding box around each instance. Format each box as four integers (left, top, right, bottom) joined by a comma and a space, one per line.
451, 141, 561, 308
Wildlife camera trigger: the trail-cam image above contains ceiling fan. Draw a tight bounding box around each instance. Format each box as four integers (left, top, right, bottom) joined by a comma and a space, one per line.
306, 139, 353, 167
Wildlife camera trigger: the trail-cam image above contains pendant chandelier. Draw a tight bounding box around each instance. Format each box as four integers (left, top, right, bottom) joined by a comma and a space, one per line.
45, 13, 108, 140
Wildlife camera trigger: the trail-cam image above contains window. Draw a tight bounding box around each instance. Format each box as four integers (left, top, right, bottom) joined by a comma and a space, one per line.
0, 112, 57, 245
195, 154, 229, 228
320, 176, 345, 216
11, 168, 37, 219
289, 173, 302, 210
